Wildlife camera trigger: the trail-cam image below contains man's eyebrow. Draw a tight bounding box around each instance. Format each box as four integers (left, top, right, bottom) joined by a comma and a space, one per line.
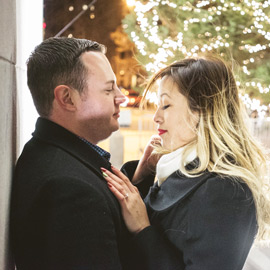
105, 80, 115, 85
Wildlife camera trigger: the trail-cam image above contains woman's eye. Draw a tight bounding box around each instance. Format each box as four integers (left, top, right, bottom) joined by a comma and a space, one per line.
162, 104, 170, 110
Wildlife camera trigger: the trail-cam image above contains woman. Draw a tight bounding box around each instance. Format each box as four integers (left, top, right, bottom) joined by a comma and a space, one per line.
101, 56, 270, 269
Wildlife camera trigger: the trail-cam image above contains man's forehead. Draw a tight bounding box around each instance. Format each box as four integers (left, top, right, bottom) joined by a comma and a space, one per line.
81, 51, 108, 66
81, 52, 116, 84
82, 51, 113, 73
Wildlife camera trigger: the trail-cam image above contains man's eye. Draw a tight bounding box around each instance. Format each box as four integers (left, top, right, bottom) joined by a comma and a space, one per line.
106, 89, 114, 93
162, 104, 170, 110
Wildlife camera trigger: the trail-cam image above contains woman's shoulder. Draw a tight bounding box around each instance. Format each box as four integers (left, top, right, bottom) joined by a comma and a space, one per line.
145, 171, 253, 211
189, 173, 255, 215
197, 173, 252, 200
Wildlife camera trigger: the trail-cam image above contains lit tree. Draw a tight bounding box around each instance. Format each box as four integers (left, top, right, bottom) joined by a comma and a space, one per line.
124, 0, 270, 116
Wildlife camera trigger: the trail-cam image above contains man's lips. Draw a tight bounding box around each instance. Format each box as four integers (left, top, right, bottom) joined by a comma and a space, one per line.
158, 129, 167, 135
113, 111, 120, 118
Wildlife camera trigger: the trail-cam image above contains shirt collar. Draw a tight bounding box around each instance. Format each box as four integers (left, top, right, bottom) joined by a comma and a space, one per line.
78, 137, 111, 161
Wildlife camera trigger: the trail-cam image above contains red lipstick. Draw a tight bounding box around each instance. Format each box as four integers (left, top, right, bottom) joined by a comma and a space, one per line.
158, 129, 167, 136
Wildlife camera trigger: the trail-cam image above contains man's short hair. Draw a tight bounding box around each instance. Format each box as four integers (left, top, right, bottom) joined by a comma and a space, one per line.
27, 37, 106, 117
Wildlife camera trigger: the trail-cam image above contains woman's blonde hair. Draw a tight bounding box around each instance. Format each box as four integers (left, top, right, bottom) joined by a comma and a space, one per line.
144, 55, 270, 242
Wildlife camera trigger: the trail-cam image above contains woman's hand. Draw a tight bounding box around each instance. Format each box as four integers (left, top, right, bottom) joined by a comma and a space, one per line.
101, 166, 150, 234
132, 135, 162, 184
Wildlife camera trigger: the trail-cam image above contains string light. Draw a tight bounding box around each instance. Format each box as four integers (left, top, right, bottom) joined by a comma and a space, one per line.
240, 93, 269, 118
124, 0, 270, 115
82, 5, 88, 10
126, 0, 136, 7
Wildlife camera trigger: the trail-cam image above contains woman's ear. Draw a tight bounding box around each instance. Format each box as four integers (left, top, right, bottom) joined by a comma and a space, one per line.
54, 85, 77, 111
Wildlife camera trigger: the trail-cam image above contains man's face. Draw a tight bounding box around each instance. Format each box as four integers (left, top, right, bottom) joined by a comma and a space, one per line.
73, 51, 126, 144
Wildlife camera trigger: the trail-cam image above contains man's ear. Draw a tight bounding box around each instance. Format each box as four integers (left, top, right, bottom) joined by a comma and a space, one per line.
54, 85, 77, 111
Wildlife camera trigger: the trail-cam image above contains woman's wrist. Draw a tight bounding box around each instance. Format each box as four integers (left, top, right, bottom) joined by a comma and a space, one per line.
132, 156, 156, 184
133, 222, 151, 234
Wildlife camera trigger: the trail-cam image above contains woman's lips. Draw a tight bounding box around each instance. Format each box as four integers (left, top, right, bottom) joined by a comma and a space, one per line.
158, 129, 167, 136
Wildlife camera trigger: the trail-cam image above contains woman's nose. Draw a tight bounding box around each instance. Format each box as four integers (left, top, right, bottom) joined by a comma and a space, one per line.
153, 108, 162, 123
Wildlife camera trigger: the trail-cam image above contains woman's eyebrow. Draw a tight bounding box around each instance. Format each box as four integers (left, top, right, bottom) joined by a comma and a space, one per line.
160, 92, 171, 98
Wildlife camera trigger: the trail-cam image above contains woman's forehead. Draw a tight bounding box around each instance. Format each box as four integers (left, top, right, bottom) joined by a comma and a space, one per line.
158, 76, 178, 97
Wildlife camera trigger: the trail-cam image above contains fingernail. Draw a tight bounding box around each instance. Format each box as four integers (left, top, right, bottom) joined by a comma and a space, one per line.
102, 172, 108, 177
107, 183, 112, 188
101, 167, 106, 172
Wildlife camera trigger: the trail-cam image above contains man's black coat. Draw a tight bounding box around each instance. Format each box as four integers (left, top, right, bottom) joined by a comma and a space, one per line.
10, 117, 133, 270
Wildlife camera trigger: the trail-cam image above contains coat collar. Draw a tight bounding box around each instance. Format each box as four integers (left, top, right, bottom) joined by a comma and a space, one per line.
156, 146, 197, 186
144, 170, 212, 211
32, 117, 111, 178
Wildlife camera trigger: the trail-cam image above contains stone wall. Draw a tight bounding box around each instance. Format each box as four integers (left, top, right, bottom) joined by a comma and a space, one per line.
0, 0, 17, 268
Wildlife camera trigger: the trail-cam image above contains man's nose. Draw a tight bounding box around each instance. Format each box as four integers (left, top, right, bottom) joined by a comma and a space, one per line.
115, 88, 127, 105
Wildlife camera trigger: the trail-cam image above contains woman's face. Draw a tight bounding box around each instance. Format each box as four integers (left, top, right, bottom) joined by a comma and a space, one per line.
154, 76, 199, 151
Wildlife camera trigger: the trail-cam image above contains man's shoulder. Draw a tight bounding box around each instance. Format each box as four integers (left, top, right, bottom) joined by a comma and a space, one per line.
12, 141, 111, 216
14, 138, 104, 194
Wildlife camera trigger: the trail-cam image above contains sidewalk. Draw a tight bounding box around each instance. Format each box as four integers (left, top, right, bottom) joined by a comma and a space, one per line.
244, 245, 270, 270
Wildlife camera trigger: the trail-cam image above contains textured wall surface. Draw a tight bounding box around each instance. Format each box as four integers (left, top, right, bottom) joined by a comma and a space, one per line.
0, 0, 16, 269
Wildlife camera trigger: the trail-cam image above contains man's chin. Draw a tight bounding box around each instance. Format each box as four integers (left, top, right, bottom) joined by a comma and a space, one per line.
102, 124, 119, 140
112, 122, 120, 131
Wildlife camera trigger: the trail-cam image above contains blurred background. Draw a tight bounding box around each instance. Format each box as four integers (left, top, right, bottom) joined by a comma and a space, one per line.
42, 0, 270, 165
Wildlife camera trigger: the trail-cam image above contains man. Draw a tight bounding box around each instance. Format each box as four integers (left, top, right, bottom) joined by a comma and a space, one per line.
10, 37, 131, 270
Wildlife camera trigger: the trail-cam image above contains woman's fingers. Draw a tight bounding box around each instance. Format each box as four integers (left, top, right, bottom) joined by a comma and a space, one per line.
101, 167, 150, 234
101, 167, 137, 193
150, 135, 162, 146
103, 171, 129, 198
107, 182, 128, 202
110, 165, 127, 179
111, 166, 136, 190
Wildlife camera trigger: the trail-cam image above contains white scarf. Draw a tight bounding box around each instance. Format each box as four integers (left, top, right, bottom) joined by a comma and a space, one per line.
156, 146, 197, 186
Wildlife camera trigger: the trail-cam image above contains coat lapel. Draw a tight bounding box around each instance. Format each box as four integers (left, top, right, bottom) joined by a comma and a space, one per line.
32, 117, 111, 179
145, 171, 211, 211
